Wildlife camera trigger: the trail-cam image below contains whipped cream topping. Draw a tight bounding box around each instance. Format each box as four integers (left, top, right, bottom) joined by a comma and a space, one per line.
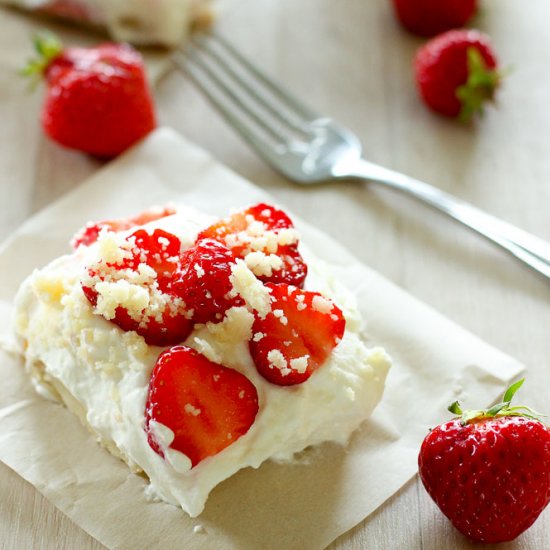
14, 205, 391, 517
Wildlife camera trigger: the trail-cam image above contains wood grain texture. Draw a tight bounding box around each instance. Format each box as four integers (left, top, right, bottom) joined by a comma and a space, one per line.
1, 0, 549, 548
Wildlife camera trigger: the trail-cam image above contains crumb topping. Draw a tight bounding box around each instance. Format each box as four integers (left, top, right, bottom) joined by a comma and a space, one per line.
265, 350, 310, 377
311, 295, 334, 314
223, 216, 298, 257
228, 260, 271, 318
244, 251, 283, 277
184, 404, 202, 416
82, 232, 188, 325
267, 349, 290, 376
205, 306, 254, 344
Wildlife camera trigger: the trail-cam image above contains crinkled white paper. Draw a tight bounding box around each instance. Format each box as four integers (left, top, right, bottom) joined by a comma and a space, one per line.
0, 128, 524, 550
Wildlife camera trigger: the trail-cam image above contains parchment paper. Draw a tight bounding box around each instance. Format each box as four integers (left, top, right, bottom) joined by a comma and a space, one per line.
0, 128, 525, 550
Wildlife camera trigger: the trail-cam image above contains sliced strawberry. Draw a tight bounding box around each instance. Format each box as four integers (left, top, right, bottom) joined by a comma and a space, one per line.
198, 203, 294, 254
247, 203, 295, 230
249, 283, 345, 386
110, 304, 193, 348
258, 246, 308, 288
82, 228, 193, 347
172, 239, 243, 324
144, 345, 259, 467
198, 203, 308, 288
130, 228, 180, 290
71, 205, 176, 249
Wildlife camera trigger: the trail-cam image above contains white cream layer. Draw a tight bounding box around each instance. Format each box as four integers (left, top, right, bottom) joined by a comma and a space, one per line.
14, 206, 391, 517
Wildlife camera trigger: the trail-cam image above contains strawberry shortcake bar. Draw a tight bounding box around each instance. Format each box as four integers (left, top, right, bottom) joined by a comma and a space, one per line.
14, 203, 390, 517
1, 0, 212, 47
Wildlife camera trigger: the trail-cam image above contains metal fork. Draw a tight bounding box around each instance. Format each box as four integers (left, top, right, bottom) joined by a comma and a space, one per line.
172, 33, 550, 283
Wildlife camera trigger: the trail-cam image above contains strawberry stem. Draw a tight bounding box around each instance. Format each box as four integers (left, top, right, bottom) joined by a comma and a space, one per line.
20, 31, 63, 87
449, 378, 546, 426
502, 377, 524, 403
456, 47, 501, 122
448, 401, 463, 415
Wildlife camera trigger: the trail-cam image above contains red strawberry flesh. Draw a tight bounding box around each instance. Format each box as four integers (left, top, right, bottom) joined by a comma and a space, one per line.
172, 238, 243, 324
82, 228, 193, 346
72, 205, 176, 249
392, 0, 478, 37
198, 203, 308, 288
39, 41, 156, 158
198, 203, 295, 254
249, 283, 345, 386
145, 345, 259, 467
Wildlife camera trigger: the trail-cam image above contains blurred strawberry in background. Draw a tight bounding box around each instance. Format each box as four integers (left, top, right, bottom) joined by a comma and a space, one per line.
414, 29, 502, 120
23, 33, 157, 158
392, 0, 478, 37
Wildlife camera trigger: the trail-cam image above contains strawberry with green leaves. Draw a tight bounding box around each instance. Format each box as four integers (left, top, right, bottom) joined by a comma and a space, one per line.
414, 29, 502, 121
23, 33, 156, 158
418, 379, 550, 543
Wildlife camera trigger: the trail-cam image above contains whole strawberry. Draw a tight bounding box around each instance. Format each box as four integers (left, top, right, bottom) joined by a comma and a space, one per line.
392, 0, 478, 37
418, 379, 550, 543
23, 33, 156, 158
414, 29, 502, 121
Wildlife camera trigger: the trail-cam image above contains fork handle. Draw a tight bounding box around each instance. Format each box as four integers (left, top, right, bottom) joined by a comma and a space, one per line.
347, 159, 550, 282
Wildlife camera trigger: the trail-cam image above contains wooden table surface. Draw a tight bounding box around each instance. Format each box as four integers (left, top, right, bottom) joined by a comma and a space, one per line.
1, 0, 549, 548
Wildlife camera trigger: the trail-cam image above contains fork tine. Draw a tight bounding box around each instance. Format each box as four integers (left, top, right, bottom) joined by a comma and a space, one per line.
210, 32, 320, 122
174, 43, 290, 146
194, 34, 312, 134
172, 50, 287, 174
